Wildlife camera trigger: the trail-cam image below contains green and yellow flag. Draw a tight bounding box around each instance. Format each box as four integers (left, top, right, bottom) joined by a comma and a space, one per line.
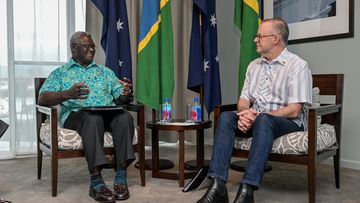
235, 0, 261, 95
136, 0, 174, 109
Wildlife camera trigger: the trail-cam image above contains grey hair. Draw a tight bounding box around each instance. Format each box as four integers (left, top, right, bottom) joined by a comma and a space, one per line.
70, 31, 92, 46
262, 18, 289, 46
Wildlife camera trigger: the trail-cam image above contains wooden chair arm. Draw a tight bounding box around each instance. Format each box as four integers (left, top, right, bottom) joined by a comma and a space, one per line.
117, 103, 144, 113
214, 104, 237, 113
36, 104, 57, 116
307, 104, 342, 160
309, 104, 342, 117
35, 104, 59, 153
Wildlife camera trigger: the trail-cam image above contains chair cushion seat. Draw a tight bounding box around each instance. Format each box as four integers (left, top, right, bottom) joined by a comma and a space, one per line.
40, 123, 138, 150
234, 124, 337, 155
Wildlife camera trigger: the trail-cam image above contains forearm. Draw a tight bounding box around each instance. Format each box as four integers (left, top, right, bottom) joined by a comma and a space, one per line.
38, 91, 69, 106
267, 103, 303, 118
237, 98, 250, 112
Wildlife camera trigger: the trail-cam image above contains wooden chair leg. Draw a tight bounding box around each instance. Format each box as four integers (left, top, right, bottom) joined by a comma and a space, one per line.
333, 152, 340, 188
308, 163, 316, 203
139, 146, 146, 186
139, 107, 146, 186
51, 156, 58, 197
37, 149, 43, 179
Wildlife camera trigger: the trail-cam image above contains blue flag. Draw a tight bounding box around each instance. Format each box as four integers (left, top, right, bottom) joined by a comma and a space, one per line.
188, 0, 222, 115
90, 0, 132, 80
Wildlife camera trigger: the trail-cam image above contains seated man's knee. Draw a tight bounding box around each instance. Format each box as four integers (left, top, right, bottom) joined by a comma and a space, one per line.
83, 113, 104, 126
218, 111, 237, 128
253, 113, 274, 127
113, 111, 134, 124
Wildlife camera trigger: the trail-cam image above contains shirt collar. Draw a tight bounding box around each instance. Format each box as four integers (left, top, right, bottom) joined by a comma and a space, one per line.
259, 48, 289, 66
67, 58, 97, 69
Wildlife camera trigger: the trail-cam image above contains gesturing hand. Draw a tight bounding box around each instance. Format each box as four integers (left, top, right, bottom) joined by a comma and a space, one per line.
118, 77, 133, 96
66, 82, 89, 99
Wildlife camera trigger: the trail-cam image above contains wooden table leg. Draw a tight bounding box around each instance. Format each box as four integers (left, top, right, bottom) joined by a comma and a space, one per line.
196, 129, 205, 169
179, 130, 185, 187
152, 129, 159, 177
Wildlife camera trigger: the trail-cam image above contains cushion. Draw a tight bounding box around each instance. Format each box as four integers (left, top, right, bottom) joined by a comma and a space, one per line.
40, 122, 138, 150
234, 124, 337, 155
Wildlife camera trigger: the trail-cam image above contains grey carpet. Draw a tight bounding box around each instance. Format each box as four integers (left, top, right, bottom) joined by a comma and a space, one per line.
1, 144, 359, 203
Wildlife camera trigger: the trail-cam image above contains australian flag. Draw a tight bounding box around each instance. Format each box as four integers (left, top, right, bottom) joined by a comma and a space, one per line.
188, 0, 222, 115
90, 0, 132, 80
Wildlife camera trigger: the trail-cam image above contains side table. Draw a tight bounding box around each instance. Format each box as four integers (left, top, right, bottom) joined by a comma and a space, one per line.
146, 119, 212, 187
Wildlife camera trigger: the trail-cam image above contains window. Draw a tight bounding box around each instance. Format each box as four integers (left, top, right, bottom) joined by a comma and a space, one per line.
0, 0, 86, 158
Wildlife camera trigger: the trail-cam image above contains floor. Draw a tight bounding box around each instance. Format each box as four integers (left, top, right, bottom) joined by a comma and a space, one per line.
1, 143, 360, 203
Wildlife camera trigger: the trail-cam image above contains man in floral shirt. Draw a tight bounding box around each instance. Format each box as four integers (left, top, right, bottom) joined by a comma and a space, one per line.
39, 31, 133, 202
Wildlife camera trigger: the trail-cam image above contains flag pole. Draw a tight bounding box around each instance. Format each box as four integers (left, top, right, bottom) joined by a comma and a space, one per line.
199, 11, 205, 121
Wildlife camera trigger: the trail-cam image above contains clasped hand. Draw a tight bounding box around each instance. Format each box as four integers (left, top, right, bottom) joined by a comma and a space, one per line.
237, 108, 258, 133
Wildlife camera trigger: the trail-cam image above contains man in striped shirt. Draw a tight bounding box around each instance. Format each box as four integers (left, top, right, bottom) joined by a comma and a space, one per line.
197, 18, 312, 203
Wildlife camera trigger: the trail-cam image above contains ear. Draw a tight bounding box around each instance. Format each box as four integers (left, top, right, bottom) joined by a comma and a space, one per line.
273, 35, 282, 46
70, 45, 77, 56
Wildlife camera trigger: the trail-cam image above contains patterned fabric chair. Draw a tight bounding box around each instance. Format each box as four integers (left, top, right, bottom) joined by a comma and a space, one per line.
34, 77, 146, 197
213, 74, 344, 203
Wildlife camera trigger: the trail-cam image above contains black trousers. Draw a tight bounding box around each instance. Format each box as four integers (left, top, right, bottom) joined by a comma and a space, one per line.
64, 110, 135, 173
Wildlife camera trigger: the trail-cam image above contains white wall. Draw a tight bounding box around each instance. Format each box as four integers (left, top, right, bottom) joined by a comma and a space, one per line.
217, 1, 360, 170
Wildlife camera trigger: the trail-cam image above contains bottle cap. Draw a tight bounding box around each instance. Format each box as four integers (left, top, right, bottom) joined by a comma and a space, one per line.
194, 97, 199, 102
164, 97, 169, 102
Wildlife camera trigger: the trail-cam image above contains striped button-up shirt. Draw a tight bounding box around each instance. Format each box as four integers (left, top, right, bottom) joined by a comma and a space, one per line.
40, 58, 123, 127
240, 48, 312, 129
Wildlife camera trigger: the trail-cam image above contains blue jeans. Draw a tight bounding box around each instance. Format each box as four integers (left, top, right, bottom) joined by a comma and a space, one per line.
208, 111, 303, 188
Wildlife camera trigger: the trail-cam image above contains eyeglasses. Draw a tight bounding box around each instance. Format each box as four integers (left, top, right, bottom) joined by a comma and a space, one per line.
75, 44, 96, 50
254, 34, 276, 40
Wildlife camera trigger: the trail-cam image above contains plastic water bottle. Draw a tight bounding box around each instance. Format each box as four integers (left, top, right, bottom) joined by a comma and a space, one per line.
161, 97, 172, 123
191, 97, 201, 122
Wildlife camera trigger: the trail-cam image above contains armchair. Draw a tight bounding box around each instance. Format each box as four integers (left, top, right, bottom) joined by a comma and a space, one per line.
34, 77, 145, 197
214, 74, 344, 203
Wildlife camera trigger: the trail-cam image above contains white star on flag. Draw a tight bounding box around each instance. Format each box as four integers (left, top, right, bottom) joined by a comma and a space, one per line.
210, 14, 217, 27
215, 55, 219, 63
119, 60, 124, 67
204, 59, 210, 72
116, 18, 124, 32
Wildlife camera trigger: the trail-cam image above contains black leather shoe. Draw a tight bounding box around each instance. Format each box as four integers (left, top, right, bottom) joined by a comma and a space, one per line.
233, 183, 254, 203
197, 178, 229, 203
89, 186, 116, 203
113, 183, 130, 201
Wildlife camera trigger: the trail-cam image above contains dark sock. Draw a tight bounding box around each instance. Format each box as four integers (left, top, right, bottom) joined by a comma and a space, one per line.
90, 174, 105, 191
114, 169, 127, 186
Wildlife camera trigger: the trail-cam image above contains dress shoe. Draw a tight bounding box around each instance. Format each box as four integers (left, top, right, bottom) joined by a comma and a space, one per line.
113, 183, 130, 201
233, 183, 254, 203
89, 185, 116, 203
197, 177, 229, 203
